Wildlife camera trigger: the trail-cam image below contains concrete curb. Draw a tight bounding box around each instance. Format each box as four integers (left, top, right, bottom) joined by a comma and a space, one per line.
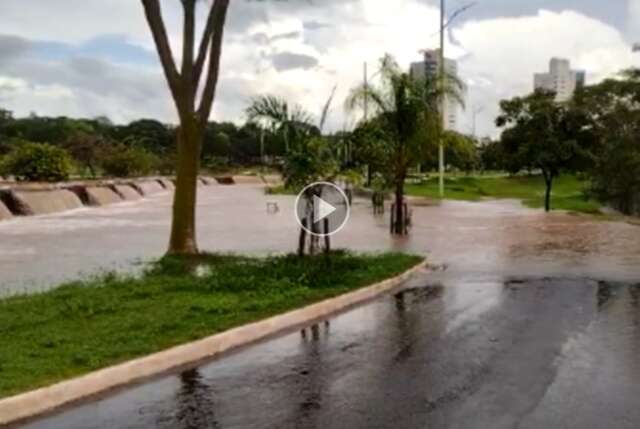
0, 259, 427, 426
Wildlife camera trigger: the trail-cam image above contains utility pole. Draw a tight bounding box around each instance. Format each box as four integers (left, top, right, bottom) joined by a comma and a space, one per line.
471, 105, 484, 138
435, 0, 476, 196
364, 61, 372, 186
438, 0, 446, 197
364, 62, 369, 121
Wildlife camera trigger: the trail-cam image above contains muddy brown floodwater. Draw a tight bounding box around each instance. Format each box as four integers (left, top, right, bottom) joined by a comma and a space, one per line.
4, 185, 640, 428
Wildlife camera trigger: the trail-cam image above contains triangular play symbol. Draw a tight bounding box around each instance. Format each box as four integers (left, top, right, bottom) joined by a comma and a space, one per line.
313, 195, 336, 223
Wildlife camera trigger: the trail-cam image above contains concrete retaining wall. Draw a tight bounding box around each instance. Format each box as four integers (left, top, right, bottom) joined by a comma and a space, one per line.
11, 189, 84, 215
85, 187, 123, 206
0, 259, 427, 426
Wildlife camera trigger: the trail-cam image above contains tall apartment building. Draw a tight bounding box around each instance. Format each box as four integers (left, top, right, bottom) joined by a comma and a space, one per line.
534, 58, 585, 102
410, 49, 459, 131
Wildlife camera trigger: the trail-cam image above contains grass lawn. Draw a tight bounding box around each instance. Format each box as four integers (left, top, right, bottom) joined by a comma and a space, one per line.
406, 174, 602, 214
0, 251, 422, 398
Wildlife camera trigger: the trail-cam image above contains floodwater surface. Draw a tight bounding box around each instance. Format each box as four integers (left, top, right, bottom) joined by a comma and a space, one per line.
3, 185, 640, 428
1, 185, 638, 294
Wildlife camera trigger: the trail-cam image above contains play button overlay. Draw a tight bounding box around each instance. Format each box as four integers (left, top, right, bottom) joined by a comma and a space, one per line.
295, 182, 350, 237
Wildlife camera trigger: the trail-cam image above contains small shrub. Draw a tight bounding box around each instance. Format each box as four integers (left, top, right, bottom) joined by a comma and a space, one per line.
0, 142, 72, 182
101, 145, 158, 177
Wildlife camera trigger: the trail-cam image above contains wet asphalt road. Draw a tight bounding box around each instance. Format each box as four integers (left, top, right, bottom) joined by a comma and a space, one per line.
16, 276, 640, 429
3, 186, 640, 428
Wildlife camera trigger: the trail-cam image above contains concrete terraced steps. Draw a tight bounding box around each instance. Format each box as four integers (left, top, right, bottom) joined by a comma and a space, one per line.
133, 180, 165, 196
113, 184, 142, 201
0, 176, 275, 221
85, 187, 122, 206
11, 189, 84, 215
158, 179, 175, 190
0, 199, 12, 220
0, 178, 181, 220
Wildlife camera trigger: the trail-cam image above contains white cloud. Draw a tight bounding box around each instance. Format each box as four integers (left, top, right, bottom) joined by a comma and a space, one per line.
215, 0, 443, 130
0, 1, 636, 138
629, 0, 640, 40
0, 0, 150, 45
452, 9, 636, 137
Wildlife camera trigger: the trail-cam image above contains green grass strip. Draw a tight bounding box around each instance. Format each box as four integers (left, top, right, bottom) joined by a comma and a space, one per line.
0, 251, 422, 398
405, 174, 602, 214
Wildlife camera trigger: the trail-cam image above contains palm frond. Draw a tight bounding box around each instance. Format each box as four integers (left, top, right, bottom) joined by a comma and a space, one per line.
245, 95, 289, 125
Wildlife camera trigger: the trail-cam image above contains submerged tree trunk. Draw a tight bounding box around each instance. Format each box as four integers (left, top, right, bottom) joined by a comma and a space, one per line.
542, 169, 553, 212
168, 122, 202, 254
298, 221, 307, 257
323, 218, 331, 254
392, 178, 406, 235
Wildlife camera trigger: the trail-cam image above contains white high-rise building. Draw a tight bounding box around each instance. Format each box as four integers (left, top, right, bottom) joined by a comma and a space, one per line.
410, 49, 459, 131
534, 58, 585, 102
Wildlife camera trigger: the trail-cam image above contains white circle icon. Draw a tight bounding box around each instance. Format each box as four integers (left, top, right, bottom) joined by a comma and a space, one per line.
294, 182, 350, 237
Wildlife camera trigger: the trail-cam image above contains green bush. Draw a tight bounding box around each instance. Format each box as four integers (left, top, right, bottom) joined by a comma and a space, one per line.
0, 142, 72, 182
101, 145, 159, 177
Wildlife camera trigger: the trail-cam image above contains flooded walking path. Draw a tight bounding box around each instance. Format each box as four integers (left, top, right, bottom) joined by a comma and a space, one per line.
1, 185, 639, 295
4, 185, 640, 428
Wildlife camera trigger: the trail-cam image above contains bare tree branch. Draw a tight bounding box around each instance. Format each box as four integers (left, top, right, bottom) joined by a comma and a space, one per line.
198, 0, 230, 123
181, 0, 196, 109
141, 0, 182, 109
193, 2, 218, 86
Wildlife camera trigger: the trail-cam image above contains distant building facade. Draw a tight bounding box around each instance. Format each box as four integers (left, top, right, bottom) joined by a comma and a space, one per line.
410, 49, 459, 131
534, 58, 585, 102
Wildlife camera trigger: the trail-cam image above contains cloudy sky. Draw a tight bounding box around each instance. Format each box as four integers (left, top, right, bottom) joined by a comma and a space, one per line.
0, 0, 639, 137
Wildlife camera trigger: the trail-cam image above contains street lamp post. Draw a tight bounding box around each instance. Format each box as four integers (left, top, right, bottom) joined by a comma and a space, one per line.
437, 0, 476, 197
471, 104, 484, 138
439, 0, 446, 197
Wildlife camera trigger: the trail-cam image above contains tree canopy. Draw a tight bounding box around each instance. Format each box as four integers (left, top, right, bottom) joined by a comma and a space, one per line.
496, 89, 592, 211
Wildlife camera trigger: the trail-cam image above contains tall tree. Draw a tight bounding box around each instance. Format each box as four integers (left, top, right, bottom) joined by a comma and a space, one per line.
576, 69, 640, 214
141, 0, 230, 255
496, 90, 590, 212
346, 55, 463, 234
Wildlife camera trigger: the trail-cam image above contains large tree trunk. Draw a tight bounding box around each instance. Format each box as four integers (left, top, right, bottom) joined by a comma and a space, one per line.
142, 0, 229, 256
168, 122, 202, 254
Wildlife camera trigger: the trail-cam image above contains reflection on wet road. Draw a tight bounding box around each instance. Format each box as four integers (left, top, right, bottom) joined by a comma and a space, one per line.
5, 186, 640, 428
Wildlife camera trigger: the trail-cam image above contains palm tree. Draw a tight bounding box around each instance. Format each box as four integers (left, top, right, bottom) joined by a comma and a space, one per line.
246, 95, 315, 152
346, 54, 464, 234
